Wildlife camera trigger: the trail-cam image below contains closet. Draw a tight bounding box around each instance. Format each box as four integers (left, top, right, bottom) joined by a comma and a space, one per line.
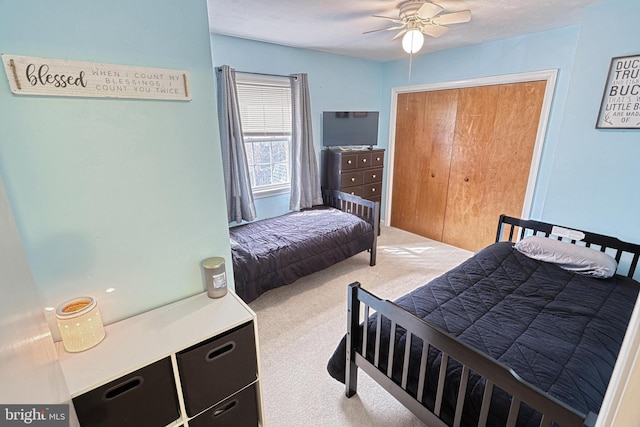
391, 80, 546, 251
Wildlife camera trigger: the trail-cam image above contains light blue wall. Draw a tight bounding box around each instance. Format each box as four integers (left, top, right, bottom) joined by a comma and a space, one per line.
210, 35, 385, 220
542, 0, 640, 242
0, 0, 230, 325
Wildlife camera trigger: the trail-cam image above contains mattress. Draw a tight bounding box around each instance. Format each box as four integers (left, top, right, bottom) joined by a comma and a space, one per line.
327, 241, 639, 426
230, 206, 374, 303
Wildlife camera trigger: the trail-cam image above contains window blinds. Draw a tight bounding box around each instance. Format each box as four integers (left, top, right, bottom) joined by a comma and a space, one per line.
235, 74, 291, 135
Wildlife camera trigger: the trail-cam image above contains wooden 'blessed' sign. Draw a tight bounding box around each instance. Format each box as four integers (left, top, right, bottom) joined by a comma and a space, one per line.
1, 54, 191, 101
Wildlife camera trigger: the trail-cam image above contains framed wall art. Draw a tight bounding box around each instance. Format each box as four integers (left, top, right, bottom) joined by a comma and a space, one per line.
596, 54, 640, 129
2, 54, 191, 101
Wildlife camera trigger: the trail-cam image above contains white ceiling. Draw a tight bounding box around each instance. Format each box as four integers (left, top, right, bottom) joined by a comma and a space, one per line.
208, 0, 607, 62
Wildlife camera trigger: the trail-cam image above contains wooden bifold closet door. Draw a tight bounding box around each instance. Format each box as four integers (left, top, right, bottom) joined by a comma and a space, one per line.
391, 80, 546, 252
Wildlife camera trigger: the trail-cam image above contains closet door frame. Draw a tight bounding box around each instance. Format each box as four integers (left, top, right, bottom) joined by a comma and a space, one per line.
385, 69, 558, 226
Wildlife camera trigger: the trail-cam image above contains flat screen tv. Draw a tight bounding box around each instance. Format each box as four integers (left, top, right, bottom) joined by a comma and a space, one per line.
322, 111, 379, 148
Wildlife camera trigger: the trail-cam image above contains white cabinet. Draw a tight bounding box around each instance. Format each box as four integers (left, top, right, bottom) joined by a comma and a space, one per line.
55, 292, 263, 426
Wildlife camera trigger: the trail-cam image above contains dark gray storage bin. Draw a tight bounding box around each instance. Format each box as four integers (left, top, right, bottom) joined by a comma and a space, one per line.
188, 384, 259, 427
72, 357, 180, 426
176, 321, 257, 417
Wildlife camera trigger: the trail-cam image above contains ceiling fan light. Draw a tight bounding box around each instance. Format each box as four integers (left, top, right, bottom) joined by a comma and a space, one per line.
402, 29, 424, 54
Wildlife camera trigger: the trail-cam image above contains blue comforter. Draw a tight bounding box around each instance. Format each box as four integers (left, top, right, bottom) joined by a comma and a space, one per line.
230, 206, 374, 303
327, 242, 639, 426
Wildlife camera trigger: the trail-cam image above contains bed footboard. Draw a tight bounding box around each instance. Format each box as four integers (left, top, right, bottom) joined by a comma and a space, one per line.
345, 282, 596, 427
323, 189, 379, 266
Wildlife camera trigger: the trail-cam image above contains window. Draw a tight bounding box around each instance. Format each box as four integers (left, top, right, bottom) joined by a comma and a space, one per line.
235, 73, 292, 197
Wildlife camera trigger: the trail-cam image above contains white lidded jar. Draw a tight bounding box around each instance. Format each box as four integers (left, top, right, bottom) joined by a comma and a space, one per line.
202, 257, 228, 298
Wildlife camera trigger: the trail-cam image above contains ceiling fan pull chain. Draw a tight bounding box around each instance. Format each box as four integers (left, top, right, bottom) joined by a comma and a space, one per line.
405, 52, 413, 110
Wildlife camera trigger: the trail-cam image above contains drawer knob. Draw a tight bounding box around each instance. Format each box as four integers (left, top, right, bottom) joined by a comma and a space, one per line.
347, 160, 352, 164
351, 177, 356, 182
206, 342, 236, 362
372, 188, 376, 192
376, 157, 381, 161
372, 174, 376, 179
362, 158, 367, 163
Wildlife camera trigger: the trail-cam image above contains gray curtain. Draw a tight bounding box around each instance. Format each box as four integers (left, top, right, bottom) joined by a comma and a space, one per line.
216, 65, 256, 223
289, 73, 323, 211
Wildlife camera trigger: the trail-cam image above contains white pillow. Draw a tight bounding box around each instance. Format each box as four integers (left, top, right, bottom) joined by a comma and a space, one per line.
514, 235, 618, 278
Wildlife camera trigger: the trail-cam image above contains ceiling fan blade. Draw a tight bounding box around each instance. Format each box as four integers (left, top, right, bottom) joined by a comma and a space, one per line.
391, 29, 408, 41
372, 14, 403, 23
417, 2, 443, 20
421, 25, 449, 38
363, 25, 406, 35
432, 10, 471, 25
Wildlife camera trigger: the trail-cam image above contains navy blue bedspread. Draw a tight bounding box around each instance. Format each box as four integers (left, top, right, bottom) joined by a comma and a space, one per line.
327, 242, 639, 426
230, 206, 374, 303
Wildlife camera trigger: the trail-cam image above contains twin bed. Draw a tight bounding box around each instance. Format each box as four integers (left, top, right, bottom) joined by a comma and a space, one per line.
327, 215, 640, 427
229, 190, 379, 303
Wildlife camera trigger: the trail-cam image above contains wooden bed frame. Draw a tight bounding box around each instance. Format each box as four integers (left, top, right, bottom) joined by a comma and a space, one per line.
323, 189, 379, 266
344, 215, 640, 427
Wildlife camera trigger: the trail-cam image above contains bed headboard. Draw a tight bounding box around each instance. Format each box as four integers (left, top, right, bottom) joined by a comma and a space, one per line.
497, 214, 640, 279
322, 189, 379, 236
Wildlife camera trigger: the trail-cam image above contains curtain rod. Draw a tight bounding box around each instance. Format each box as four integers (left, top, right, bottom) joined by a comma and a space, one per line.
216, 67, 297, 80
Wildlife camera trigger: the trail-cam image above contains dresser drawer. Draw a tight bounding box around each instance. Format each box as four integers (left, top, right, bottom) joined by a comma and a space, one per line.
177, 321, 257, 417
363, 183, 381, 198
188, 384, 259, 427
356, 152, 372, 168
73, 357, 180, 427
340, 171, 363, 188
340, 154, 358, 170
363, 168, 383, 184
342, 185, 363, 197
370, 151, 384, 167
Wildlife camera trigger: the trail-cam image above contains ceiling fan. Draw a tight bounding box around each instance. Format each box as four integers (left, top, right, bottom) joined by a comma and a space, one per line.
365, 0, 472, 53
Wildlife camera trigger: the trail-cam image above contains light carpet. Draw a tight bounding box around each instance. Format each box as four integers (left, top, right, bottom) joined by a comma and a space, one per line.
248, 225, 472, 427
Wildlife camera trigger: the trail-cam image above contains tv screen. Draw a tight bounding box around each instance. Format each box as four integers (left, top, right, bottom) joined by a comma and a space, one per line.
322, 111, 379, 147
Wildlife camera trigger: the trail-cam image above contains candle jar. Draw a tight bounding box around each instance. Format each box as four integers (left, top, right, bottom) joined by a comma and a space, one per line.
202, 257, 228, 298
56, 296, 105, 352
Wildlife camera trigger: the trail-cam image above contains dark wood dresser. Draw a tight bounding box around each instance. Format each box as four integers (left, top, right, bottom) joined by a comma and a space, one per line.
322, 148, 384, 232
